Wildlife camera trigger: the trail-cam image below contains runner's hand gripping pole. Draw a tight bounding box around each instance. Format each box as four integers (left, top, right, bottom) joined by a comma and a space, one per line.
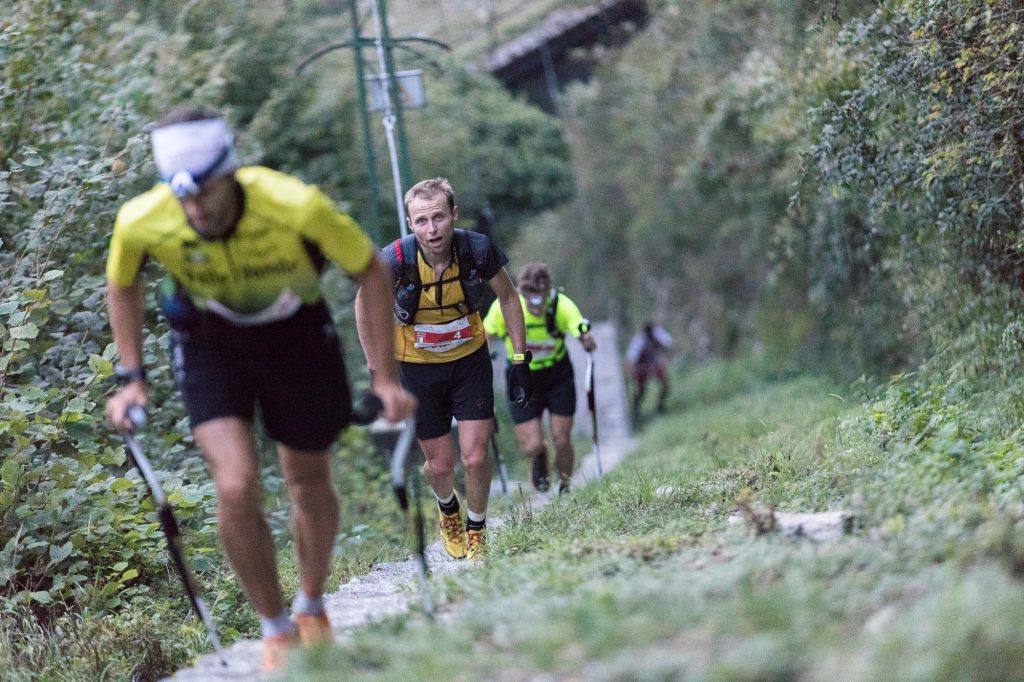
508, 356, 533, 407
120, 406, 228, 667
584, 353, 604, 477
351, 396, 435, 619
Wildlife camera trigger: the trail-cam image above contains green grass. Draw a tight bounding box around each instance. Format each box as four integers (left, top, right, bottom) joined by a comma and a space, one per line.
280, 358, 1024, 681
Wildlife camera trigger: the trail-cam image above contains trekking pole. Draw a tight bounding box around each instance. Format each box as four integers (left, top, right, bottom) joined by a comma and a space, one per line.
389, 416, 435, 618
490, 419, 509, 494
120, 405, 228, 667
351, 395, 434, 619
584, 352, 604, 477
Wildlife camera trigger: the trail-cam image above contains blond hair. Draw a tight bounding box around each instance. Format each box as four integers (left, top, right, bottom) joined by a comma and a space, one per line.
404, 177, 455, 214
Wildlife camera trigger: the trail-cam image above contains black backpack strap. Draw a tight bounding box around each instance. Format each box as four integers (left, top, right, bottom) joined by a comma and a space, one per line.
398, 234, 419, 284
453, 229, 472, 275
386, 235, 424, 325
453, 229, 481, 313
545, 289, 564, 338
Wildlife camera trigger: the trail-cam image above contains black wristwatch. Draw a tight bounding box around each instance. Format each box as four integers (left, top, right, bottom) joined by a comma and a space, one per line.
511, 350, 533, 364
115, 363, 147, 386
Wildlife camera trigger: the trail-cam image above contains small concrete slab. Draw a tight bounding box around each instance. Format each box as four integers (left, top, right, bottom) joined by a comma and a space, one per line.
729, 510, 855, 542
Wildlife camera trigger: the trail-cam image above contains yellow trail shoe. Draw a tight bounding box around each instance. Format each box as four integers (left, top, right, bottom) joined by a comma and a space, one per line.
438, 505, 467, 559
261, 631, 298, 673
293, 612, 332, 647
466, 527, 486, 561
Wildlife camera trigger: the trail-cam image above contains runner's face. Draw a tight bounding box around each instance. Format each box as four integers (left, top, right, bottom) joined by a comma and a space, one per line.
407, 193, 458, 262
522, 290, 546, 316
179, 174, 238, 239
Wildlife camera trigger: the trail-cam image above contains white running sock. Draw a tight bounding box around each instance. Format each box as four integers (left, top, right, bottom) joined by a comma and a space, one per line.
291, 589, 325, 616
467, 509, 486, 523
259, 611, 295, 638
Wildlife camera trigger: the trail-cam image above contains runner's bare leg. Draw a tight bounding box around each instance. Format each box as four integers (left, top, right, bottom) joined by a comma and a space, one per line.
194, 417, 285, 618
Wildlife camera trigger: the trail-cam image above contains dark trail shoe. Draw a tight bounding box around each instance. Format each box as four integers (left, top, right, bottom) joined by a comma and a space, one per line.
531, 451, 550, 492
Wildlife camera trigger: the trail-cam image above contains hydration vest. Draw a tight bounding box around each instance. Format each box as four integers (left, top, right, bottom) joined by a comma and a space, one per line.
390, 229, 492, 325
543, 289, 564, 339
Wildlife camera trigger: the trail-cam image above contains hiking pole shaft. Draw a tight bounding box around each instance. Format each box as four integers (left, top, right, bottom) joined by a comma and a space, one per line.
585, 353, 603, 476
490, 419, 509, 494
388, 415, 435, 618
121, 407, 227, 666
358, 396, 433, 618
353, 395, 433, 613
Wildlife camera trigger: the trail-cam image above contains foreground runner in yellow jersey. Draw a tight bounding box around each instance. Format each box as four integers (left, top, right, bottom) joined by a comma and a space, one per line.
359, 177, 529, 562
104, 106, 415, 672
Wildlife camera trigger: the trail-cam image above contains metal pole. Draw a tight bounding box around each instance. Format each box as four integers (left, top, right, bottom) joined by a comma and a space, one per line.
377, 0, 415, 190
369, 0, 410, 237
349, 0, 382, 242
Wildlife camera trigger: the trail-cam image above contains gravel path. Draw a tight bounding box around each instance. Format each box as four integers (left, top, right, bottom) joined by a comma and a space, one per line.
165, 321, 632, 681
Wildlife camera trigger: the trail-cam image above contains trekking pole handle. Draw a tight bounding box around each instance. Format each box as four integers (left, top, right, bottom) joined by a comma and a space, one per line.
126, 404, 148, 431
351, 394, 385, 426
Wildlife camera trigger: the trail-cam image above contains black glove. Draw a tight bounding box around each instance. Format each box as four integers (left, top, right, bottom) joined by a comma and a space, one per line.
508, 356, 533, 406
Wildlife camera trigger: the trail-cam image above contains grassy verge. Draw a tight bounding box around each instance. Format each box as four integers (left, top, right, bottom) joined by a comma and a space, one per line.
285, 358, 1024, 681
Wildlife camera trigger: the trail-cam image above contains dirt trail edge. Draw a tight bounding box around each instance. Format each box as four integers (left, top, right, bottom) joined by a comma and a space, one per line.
166, 321, 633, 681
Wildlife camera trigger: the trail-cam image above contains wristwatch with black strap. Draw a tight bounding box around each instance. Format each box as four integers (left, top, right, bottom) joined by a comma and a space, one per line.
114, 363, 147, 386
511, 350, 533, 364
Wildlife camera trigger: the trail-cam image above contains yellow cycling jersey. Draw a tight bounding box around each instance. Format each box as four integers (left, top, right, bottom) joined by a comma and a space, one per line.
482, 291, 586, 370
106, 166, 374, 323
393, 250, 486, 364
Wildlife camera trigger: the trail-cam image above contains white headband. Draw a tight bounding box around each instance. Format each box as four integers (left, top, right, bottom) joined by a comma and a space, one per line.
151, 118, 240, 197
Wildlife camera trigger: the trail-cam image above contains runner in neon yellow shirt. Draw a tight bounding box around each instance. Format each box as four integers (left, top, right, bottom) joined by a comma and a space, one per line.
483, 262, 596, 494
103, 106, 415, 672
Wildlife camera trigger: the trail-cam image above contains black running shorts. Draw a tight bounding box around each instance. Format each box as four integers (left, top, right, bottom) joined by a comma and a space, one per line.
399, 343, 494, 440
172, 301, 351, 451
508, 355, 576, 424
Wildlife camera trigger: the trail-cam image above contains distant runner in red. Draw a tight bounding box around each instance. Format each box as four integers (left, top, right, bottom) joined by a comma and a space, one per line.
360, 177, 530, 562
626, 322, 674, 420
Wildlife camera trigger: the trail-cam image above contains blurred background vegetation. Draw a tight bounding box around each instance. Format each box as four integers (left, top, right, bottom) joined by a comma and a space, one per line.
5, 0, 1024, 678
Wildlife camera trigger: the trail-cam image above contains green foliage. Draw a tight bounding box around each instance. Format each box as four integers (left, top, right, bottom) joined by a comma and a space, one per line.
404, 61, 575, 244
1, 0, 581, 677
797, 0, 1024, 372
505, 0, 878, 363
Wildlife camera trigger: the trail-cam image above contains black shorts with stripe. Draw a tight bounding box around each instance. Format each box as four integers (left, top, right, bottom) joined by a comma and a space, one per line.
508, 354, 576, 424
399, 343, 494, 440
172, 301, 351, 451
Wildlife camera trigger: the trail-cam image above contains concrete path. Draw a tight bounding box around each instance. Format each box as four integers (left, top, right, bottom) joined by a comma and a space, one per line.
166, 321, 633, 681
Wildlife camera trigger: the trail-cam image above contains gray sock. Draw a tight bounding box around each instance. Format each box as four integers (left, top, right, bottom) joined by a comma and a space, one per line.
291, 589, 325, 616
259, 611, 295, 638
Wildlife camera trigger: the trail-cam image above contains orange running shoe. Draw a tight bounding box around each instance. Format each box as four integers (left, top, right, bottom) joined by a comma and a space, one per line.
294, 612, 332, 647
261, 631, 297, 672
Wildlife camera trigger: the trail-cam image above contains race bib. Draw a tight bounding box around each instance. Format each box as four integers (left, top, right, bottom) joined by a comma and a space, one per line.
414, 317, 473, 353
527, 339, 557, 360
